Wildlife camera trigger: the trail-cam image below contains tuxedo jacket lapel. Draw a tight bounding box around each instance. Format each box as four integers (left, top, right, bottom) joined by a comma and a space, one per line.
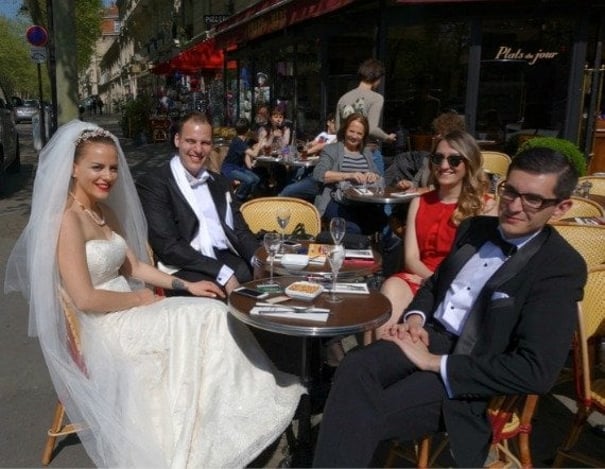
454, 227, 550, 355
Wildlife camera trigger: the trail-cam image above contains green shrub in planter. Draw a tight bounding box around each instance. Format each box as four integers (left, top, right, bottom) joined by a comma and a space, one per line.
517, 136, 587, 176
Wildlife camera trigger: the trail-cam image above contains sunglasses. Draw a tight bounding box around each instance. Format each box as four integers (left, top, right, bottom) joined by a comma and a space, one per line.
430, 153, 465, 168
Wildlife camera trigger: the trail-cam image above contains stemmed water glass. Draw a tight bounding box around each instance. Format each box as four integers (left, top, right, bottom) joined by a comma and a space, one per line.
276, 207, 291, 243
263, 232, 281, 285
329, 217, 346, 245
326, 245, 345, 303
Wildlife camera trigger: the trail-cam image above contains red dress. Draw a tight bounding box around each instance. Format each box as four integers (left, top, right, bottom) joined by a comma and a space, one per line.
393, 190, 457, 294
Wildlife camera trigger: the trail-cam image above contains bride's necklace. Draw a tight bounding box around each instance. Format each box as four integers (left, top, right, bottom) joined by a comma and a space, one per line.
69, 192, 106, 226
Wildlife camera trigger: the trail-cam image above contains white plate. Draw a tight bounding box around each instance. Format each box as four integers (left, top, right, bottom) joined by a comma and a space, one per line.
280, 254, 309, 268
285, 281, 324, 300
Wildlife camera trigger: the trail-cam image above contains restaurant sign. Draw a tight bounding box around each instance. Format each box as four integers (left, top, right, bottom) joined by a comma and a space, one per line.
494, 46, 559, 66
204, 14, 230, 29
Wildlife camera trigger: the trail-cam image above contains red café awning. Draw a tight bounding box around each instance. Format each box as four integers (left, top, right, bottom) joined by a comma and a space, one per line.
213, 0, 358, 49
151, 38, 234, 75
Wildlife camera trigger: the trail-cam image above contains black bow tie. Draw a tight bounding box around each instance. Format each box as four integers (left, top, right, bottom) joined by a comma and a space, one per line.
491, 229, 517, 257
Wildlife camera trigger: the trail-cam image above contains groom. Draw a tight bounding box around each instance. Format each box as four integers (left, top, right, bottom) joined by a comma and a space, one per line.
137, 111, 259, 295
313, 147, 587, 467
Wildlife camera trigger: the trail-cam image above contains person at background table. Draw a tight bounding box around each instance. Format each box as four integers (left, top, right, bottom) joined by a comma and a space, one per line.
336, 58, 396, 177
279, 113, 337, 201
221, 117, 266, 201
314, 112, 386, 235
313, 146, 586, 468
378, 130, 497, 336
257, 104, 292, 153
4, 120, 304, 468
137, 112, 260, 296
385, 109, 466, 192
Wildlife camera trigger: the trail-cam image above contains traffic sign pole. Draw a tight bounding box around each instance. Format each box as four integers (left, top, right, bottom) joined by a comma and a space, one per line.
26, 25, 49, 146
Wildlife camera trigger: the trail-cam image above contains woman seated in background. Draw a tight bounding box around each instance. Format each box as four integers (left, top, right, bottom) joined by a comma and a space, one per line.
279, 113, 337, 201
4, 120, 304, 468
313, 112, 386, 235
377, 130, 497, 336
221, 117, 266, 201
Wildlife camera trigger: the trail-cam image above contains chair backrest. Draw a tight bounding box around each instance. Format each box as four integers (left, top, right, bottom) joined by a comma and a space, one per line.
551, 222, 605, 266
58, 287, 87, 374
240, 196, 322, 236
481, 151, 512, 177
554, 196, 605, 220
575, 265, 605, 402
578, 175, 605, 197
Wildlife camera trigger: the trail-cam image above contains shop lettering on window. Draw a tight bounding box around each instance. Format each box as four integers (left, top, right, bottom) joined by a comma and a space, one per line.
494, 46, 559, 66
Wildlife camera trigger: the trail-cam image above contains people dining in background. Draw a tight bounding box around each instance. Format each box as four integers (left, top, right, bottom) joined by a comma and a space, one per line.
4, 120, 304, 468
313, 112, 386, 235
221, 117, 265, 201
378, 130, 497, 336
385, 109, 466, 192
279, 113, 337, 201
257, 104, 292, 153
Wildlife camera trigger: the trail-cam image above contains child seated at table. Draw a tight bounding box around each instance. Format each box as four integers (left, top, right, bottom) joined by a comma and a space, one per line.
221, 117, 266, 201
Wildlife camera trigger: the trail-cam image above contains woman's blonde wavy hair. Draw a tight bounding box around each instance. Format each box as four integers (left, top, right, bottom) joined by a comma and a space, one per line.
429, 130, 489, 225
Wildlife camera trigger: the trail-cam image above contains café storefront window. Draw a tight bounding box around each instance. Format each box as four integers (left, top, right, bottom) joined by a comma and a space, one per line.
384, 19, 470, 154
479, 17, 573, 152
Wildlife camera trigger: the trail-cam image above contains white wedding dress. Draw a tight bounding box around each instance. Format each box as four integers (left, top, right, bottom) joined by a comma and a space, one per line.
75, 231, 304, 467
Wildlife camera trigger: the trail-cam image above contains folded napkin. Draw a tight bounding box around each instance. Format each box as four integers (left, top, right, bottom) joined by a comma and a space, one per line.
326, 282, 370, 294
250, 307, 329, 322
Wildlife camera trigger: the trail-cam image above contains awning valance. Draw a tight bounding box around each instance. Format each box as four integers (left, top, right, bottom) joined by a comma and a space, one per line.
213, 0, 358, 49
151, 38, 234, 75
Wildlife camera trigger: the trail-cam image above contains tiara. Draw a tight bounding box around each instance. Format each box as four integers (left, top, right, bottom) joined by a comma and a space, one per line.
75, 128, 115, 146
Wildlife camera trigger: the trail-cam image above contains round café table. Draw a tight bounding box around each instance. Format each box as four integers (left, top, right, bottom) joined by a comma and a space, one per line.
228, 276, 390, 466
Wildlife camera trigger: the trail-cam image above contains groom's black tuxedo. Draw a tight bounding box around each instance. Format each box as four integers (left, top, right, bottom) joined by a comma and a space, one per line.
313, 216, 587, 467
136, 162, 259, 284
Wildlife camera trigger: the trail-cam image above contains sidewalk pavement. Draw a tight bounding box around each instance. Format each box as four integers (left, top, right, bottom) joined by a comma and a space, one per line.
2, 116, 605, 467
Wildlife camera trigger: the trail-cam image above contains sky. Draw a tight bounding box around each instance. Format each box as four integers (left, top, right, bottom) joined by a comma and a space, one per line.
0, 0, 114, 19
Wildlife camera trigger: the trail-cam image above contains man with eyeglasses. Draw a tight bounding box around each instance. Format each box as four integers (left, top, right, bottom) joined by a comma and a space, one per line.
313, 147, 587, 467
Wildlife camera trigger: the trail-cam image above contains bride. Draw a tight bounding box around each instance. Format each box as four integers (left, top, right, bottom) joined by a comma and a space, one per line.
4, 120, 304, 467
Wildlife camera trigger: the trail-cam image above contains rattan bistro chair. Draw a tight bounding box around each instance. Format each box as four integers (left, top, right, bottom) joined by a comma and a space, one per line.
579, 175, 605, 196
42, 289, 86, 466
551, 222, 605, 266
551, 196, 605, 221
554, 265, 605, 468
240, 196, 322, 237
481, 151, 512, 178
385, 394, 539, 468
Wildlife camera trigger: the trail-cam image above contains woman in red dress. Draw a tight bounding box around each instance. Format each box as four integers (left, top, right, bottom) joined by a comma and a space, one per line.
377, 130, 497, 337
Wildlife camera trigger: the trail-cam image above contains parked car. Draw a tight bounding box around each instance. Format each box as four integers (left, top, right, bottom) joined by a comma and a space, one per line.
13, 98, 39, 123
0, 85, 20, 189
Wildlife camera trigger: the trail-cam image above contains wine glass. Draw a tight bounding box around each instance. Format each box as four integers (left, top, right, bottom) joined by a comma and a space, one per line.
329, 217, 346, 245
326, 245, 345, 303
276, 207, 291, 242
263, 232, 281, 285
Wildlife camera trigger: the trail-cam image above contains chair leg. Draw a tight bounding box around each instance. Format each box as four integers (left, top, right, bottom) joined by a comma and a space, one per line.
416, 436, 431, 468
552, 404, 592, 467
42, 401, 65, 466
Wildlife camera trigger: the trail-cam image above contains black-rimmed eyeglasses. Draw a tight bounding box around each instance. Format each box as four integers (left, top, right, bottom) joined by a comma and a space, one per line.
430, 152, 465, 168
497, 181, 561, 210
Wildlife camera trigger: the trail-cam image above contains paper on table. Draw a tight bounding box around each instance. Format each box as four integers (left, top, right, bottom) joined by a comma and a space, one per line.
326, 282, 370, 294
345, 248, 373, 259
249, 307, 329, 322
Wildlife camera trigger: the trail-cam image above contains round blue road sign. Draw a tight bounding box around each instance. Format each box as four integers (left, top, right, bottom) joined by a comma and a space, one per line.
26, 25, 49, 47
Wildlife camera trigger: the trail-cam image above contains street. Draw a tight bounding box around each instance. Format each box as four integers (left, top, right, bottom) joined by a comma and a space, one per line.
2, 115, 605, 468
